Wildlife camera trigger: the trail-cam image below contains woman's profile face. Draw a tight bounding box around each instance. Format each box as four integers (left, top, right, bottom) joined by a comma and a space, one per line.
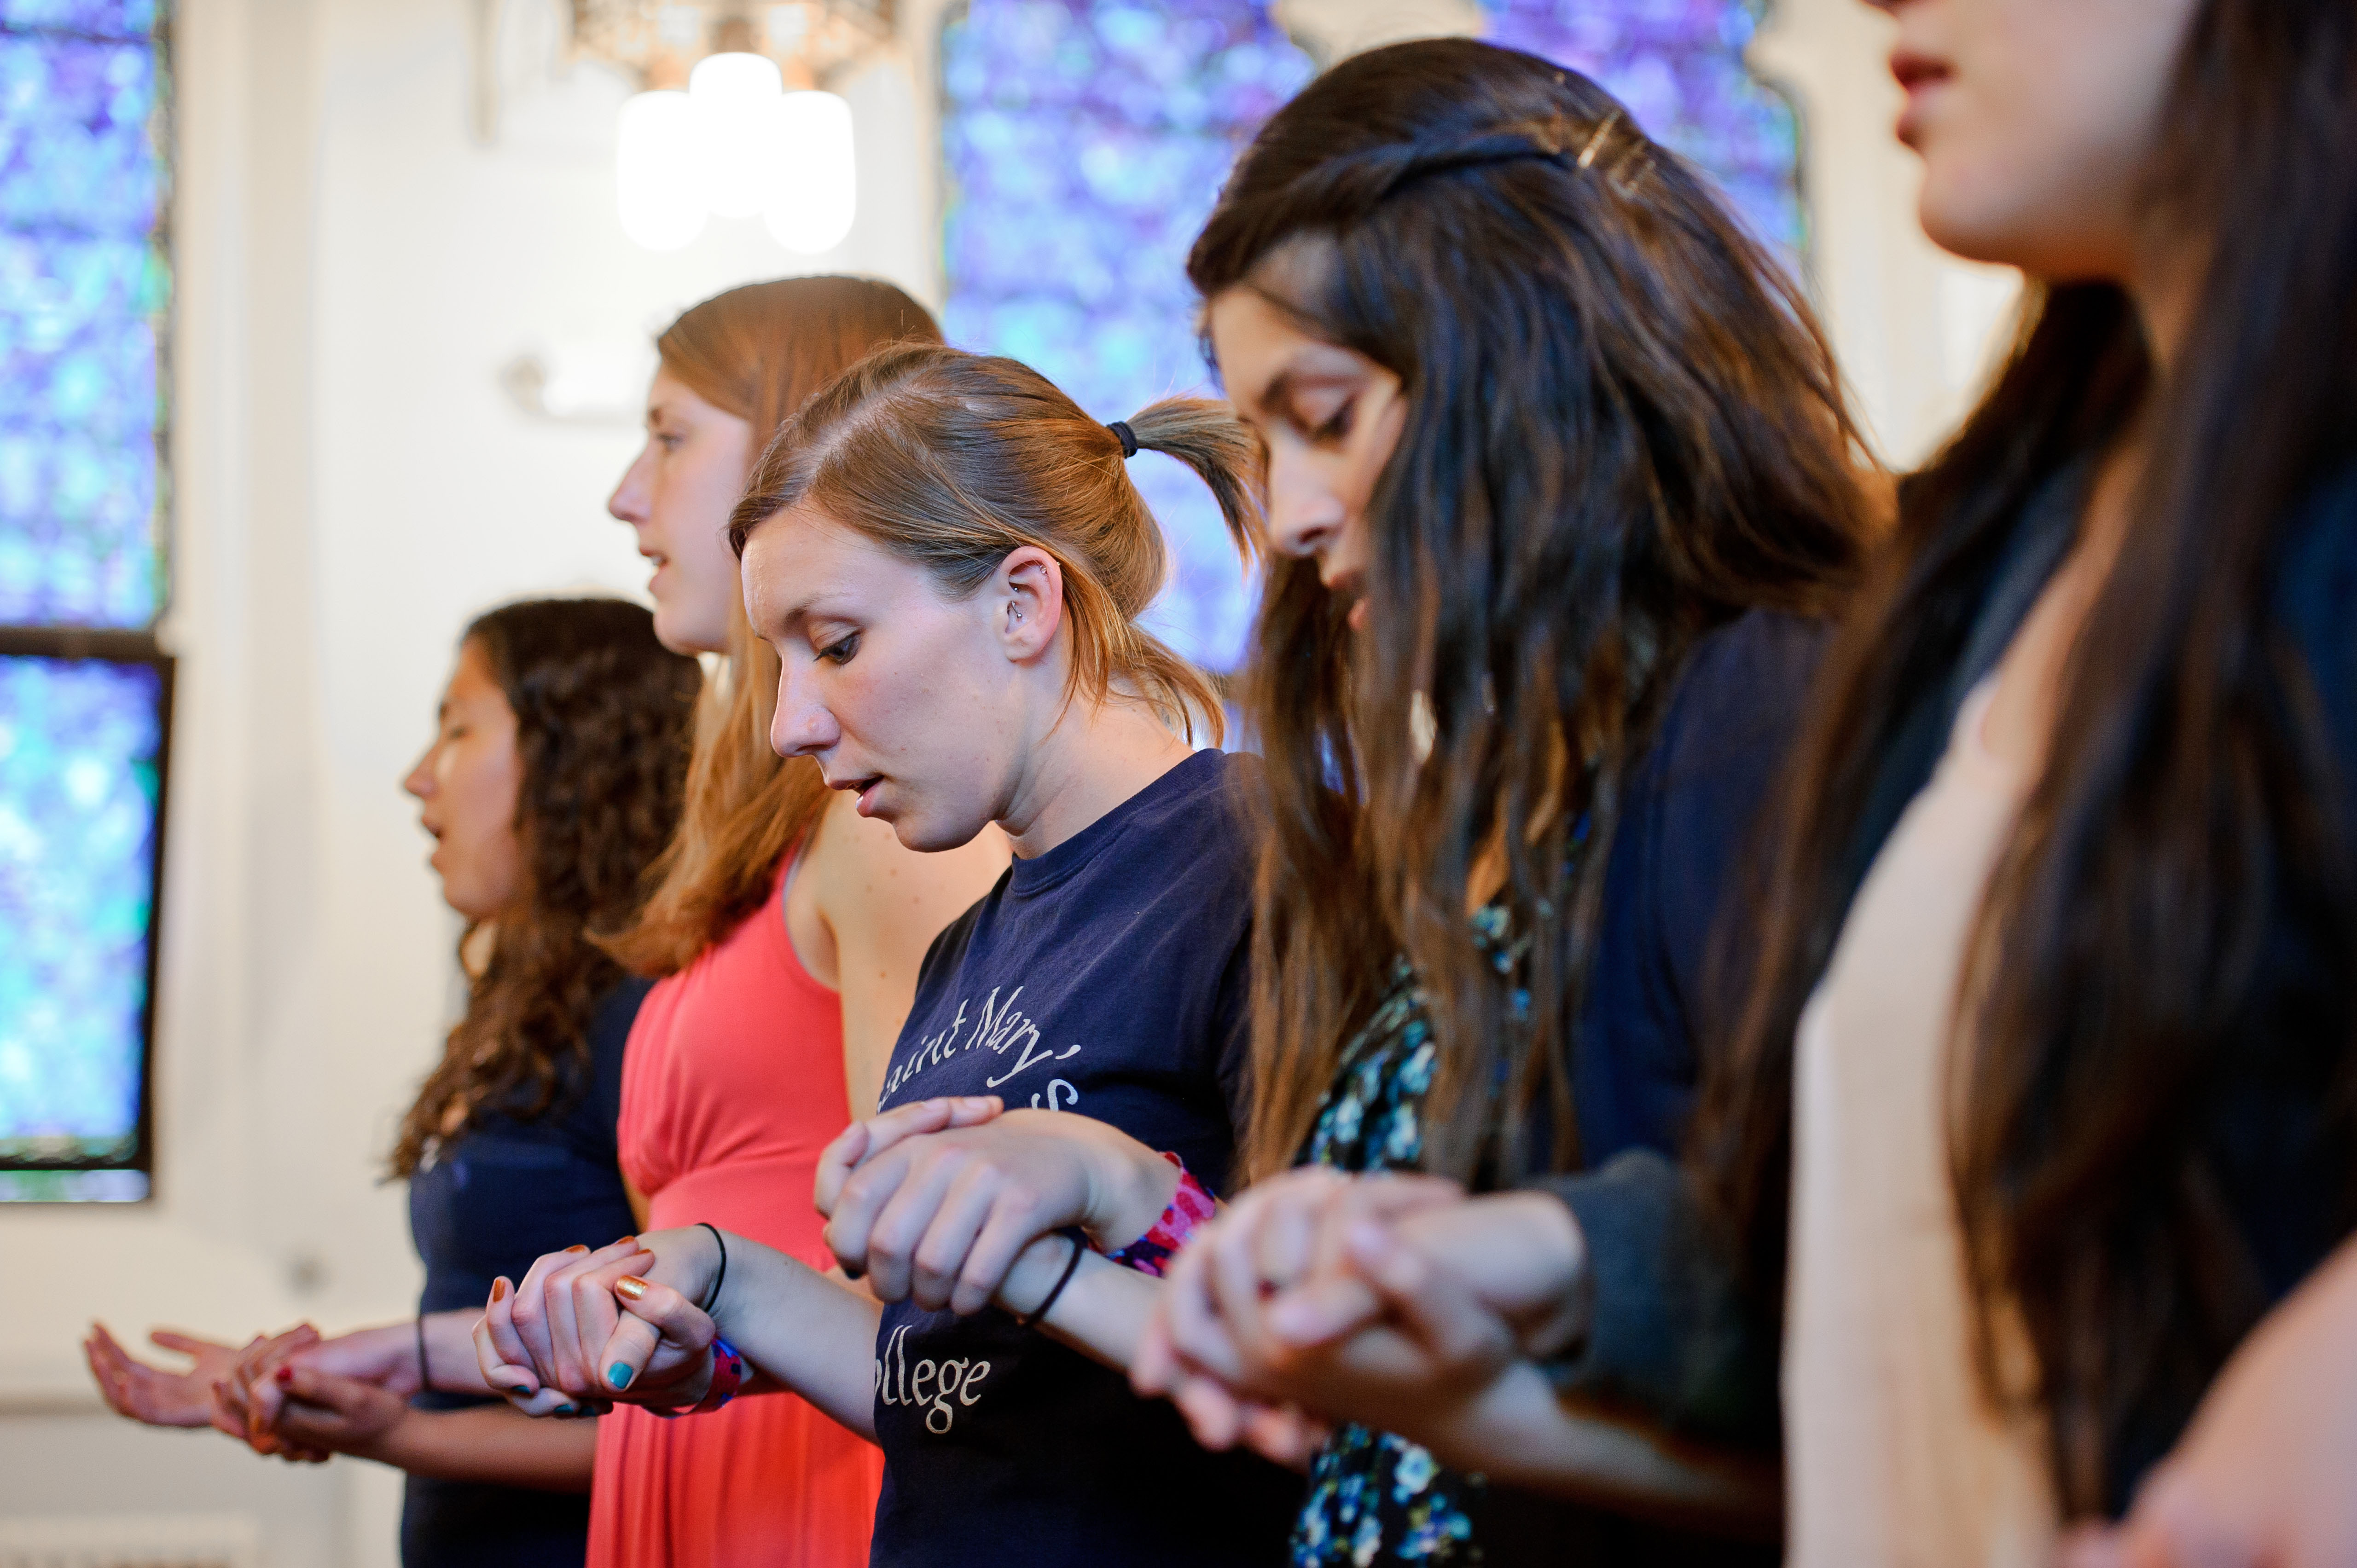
608, 367, 756, 655
403, 639, 527, 922
1869, 0, 2200, 279
1207, 280, 1405, 631
743, 507, 1029, 854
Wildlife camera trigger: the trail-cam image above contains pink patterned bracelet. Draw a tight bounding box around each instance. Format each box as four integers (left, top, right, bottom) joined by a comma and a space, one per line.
1097, 1153, 1218, 1278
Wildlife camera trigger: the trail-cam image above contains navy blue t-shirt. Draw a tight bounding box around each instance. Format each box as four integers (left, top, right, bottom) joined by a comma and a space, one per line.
401, 976, 647, 1568
868, 750, 1302, 1568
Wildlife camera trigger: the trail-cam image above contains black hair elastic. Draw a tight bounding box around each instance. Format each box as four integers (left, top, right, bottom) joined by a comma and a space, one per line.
697, 1221, 729, 1316
1107, 420, 1138, 459
1013, 1230, 1088, 1331
415, 1314, 431, 1392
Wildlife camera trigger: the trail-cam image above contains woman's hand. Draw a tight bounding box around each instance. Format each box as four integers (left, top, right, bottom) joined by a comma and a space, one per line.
1132, 1166, 1378, 1457
209, 1325, 330, 1462
1267, 1189, 1589, 1360
1135, 1175, 1585, 1462
812, 1094, 1006, 1217
1135, 1169, 1446, 1405
84, 1324, 245, 1431
2060, 1234, 2357, 1568
819, 1099, 1179, 1315
253, 1362, 413, 1459
476, 1232, 726, 1410
475, 1239, 646, 1413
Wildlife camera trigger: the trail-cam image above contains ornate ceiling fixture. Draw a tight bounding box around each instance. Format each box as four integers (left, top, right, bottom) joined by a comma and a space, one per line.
565, 3, 896, 253
568, 1, 895, 91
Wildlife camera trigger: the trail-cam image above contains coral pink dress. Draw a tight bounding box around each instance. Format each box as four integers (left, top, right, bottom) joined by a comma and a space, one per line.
591, 856, 883, 1568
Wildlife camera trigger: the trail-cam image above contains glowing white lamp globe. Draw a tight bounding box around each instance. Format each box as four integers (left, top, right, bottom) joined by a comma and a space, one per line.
689, 51, 787, 220
762, 90, 857, 255
615, 90, 706, 251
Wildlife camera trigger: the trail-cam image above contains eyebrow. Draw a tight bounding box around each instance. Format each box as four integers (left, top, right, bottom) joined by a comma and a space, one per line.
1251, 364, 1358, 421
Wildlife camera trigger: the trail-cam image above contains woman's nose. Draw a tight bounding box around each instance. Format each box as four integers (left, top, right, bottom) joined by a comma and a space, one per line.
608, 446, 653, 525
402, 752, 435, 798
1261, 446, 1348, 560
768, 675, 840, 759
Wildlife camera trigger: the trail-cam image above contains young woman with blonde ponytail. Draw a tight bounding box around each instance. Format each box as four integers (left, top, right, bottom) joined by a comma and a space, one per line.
478, 343, 1304, 1566
536, 280, 1008, 1568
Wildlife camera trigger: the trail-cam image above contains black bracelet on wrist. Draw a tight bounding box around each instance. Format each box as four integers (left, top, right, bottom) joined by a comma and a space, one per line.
696, 1221, 729, 1317
415, 1313, 431, 1392
1013, 1230, 1087, 1331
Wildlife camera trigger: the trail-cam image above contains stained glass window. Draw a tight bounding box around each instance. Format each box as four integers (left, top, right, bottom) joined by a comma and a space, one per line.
939, 0, 1312, 672
1479, 0, 1802, 254
1, 0, 169, 628
0, 645, 167, 1201
0, 0, 171, 1202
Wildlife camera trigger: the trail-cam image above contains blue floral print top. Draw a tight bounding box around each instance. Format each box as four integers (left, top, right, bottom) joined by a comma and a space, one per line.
1291, 905, 1529, 1568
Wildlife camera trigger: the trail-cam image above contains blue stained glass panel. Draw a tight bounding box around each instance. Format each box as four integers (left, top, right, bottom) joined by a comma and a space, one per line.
941, 0, 1313, 672
0, 1, 159, 38
0, 8, 168, 628
1479, 0, 1803, 255
0, 654, 163, 1169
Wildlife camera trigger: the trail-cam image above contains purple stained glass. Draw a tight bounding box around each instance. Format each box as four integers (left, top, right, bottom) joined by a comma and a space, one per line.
0, 8, 168, 629
1479, 0, 1803, 254
941, 0, 1313, 671
0, 1, 159, 38
0, 654, 163, 1168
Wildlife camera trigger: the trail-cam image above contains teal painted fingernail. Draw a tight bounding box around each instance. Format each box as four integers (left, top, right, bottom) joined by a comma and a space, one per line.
557, 1403, 582, 1417
608, 1364, 633, 1390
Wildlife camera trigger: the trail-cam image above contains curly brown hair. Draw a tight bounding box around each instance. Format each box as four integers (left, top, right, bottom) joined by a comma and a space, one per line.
389, 598, 701, 1177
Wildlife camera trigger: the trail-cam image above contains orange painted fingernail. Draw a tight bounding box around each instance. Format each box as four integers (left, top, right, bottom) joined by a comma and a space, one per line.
615, 1234, 637, 1248
566, 1244, 590, 1254
615, 1276, 649, 1302
491, 1278, 509, 1302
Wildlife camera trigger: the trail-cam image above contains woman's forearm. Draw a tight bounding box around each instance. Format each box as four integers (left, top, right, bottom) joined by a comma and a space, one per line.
1415, 1360, 1780, 1538
709, 1235, 884, 1440
422, 1310, 493, 1396
364, 1405, 598, 1491
996, 1238, 1161, 1370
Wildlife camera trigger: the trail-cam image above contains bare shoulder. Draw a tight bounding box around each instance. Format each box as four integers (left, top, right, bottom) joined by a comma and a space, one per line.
809, 790, 1010, 933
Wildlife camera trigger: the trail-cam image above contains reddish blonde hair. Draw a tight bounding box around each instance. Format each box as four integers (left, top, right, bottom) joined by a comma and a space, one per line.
727, 341, 1262, 744
603, 278, 941, 975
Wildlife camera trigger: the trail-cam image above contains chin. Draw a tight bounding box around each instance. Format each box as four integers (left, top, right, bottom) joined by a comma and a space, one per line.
883, 803, 996, 856
650, 604, 725, 658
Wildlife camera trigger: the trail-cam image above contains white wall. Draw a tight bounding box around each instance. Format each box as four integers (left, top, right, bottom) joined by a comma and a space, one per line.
0, 0, 933, 1559
0, 1, 2014, 1561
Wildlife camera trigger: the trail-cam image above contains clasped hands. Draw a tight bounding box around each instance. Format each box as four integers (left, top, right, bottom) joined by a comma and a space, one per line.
84, 1318, 435, 1464
472, 1094, 1183, 1414
1131, 1167, 1589, 1470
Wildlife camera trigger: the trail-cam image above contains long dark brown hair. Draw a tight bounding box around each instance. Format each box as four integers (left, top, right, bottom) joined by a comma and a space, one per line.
390, 599, 700, 1176
1190, 39, 1873, 1183
1700, 0, 2357, 1513
603, 277, 941, 975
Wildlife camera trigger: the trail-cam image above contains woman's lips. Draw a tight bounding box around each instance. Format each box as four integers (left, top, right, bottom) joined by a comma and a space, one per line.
1890, 49, 1952, 144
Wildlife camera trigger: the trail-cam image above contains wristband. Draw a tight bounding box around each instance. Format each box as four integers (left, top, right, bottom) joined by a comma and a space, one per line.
1097, 1154, 1217, 1278
414, 1314, 431, 1393
1012, 1232, 1087, 1331
650, 1336, 744, 1418
695, 1221, 728, 1316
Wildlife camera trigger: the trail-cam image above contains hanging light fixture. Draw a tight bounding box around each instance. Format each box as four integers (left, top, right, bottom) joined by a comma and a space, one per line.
573, 3, 891, 254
